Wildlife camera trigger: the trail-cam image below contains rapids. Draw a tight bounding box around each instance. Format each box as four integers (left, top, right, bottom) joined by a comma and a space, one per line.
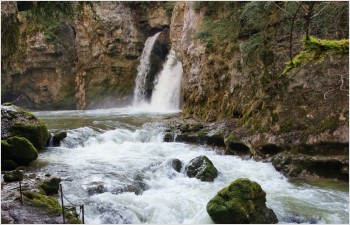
30, 109, 349, 224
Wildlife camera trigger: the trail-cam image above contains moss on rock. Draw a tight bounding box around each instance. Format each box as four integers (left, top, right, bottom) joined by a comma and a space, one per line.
23, 191, 62, 215
2, 104, 50, 150
1, 136, 38, 165
207, 178, 278, 224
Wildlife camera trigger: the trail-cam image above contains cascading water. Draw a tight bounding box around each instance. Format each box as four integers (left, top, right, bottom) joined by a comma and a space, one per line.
30, 110, 349, 224
133, 32, 161, 105
150, 50, 183, 110
132, 32, 183, 112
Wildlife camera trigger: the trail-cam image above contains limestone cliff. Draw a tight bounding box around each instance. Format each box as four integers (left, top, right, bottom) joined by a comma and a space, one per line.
1, 2, 171, 109
170, 2, 348, 143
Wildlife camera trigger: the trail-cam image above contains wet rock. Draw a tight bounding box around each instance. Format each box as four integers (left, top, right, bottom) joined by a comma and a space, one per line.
271, 152, 349, 181
2, 136, 38, 165
282, 213, 321, 224
170, 158, 182, 172
1, 159, 18, 171
207, 178, 278, 224
39, 177, 62, 195
51, 129, 67, 146
87, 182, 107, 195
163, 132, 174, 142
185, 155, 218, 182
3, 170, 24, 182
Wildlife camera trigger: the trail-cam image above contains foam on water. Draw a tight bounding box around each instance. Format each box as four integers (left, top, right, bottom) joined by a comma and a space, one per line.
32, 119, 349, 224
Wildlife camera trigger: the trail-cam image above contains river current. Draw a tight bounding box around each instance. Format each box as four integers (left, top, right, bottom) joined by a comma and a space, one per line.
30, 108, 349, 224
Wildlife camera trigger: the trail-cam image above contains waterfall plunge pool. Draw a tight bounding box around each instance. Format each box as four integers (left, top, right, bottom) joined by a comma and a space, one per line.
30, 109, 349, 224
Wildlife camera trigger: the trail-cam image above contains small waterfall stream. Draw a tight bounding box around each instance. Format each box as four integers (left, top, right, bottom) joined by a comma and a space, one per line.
132, 32, 183, 111
150, 50, 183, 110
133, 32, 161, 105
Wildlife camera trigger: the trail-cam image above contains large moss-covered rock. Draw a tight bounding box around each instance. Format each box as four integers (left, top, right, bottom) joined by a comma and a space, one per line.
1, 136, 38, 165
1, 104, 49, 150
207, 178, 278, 224
185, 155, 218, 182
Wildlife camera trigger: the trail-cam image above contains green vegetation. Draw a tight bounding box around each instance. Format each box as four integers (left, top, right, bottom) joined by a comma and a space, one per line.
23, 191, 62, 215
207, 178, 277, 224
10, 120, 50, 150
22, 2, 92, 42
164, 2, 175, 18
283, 36, 349, 75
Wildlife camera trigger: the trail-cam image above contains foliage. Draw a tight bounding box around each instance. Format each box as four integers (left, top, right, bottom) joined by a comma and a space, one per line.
283, 36, 349, 75
194, 17, 238, 49
240, 33, 265, 61
164, 2, 175, 18
311, 2, 349, 39
240, 2, 274, 31
24, 2, 91, 42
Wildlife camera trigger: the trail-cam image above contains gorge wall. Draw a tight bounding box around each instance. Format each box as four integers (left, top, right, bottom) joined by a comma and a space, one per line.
170, 2, 348, 141
2, 2, 349, 143
1, 1, 171, 110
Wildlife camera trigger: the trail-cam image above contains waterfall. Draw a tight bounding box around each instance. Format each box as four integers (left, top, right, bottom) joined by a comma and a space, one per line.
132, 31, 183, 111
133, 32, 161, 105
150, 50, 183, 110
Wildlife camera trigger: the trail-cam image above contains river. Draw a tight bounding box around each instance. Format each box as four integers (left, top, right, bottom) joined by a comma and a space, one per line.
29, 107, 349, 224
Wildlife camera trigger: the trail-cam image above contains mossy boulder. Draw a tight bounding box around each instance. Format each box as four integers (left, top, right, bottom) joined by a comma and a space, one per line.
185, 155, 218, 182
1, 136, 38, 165
1, 104, 50, 150
39, 177, 62, 195
207, 178, 278, 224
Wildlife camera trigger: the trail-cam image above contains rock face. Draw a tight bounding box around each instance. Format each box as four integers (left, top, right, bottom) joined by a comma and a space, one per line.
185, 155, 218, 182
207, 178, 278, 224
1, 2, 172, 110
170, 2, 348, 137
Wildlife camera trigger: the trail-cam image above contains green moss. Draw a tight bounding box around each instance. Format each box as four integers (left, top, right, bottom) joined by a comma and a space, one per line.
1, 136, 38, 165
23, 191, 61, 215
225, 133, 241, 144
196, 130, 206, 137
283, 36, 349, 75
207, 178, 272, 224
10, 120, 49, 150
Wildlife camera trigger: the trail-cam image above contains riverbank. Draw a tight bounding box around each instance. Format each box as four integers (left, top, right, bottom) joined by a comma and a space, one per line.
163, 117, 349, 182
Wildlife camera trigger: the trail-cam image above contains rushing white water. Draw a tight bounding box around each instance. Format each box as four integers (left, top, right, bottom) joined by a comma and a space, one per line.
31, 110, 349, 224
150, 50, 183, 110
133, 32, 161, 105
